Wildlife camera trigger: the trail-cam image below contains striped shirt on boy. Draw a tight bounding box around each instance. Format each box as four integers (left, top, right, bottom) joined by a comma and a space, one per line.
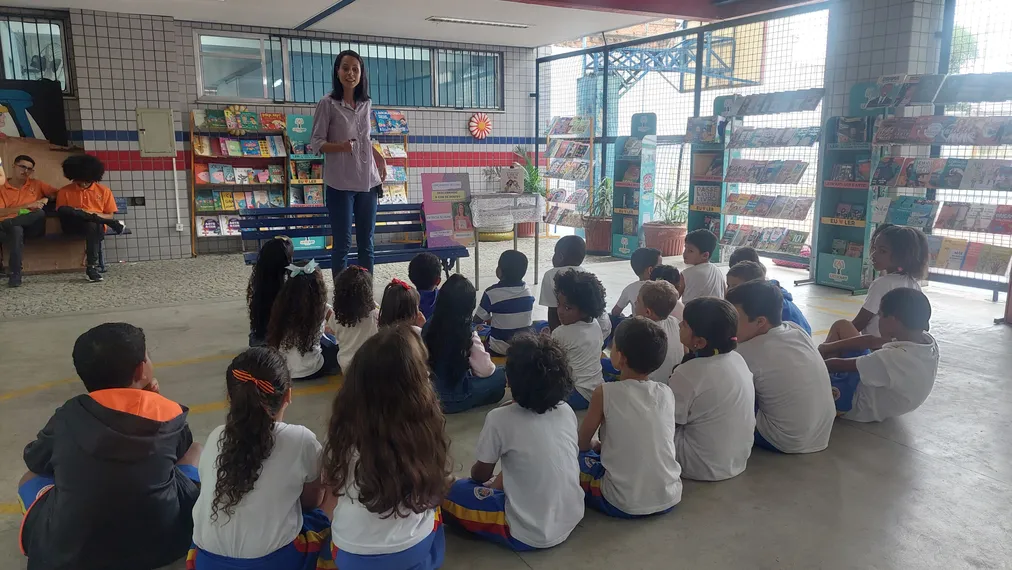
476, 282, 536, 355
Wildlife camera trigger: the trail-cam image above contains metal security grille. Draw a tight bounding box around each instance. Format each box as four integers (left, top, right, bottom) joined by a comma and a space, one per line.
0, 12, 70, 94
933, 0, 1012, 292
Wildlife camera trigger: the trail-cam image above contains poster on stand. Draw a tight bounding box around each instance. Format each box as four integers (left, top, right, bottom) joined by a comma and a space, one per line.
422, 173, 474, 248
287, 114, 313, 154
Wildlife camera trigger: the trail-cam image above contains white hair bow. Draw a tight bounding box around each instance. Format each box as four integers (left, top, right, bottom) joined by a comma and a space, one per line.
287, 259, 319, 277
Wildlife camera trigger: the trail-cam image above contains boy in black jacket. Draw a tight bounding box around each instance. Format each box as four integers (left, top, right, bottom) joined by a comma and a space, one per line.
17, 323, 203, 570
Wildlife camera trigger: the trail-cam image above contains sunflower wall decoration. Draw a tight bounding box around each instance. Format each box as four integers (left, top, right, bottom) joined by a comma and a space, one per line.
469, 113, 492, 140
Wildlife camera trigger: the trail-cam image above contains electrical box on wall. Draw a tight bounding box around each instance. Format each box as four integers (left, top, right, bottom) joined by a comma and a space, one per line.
136, 108, 176, 157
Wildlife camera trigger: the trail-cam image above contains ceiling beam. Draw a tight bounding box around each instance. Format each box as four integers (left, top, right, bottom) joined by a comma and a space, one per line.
500, 0, 819, 21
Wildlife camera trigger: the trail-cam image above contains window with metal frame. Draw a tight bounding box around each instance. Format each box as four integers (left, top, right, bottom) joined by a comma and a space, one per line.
434, 48, 502, 110
0, 13, 70, 94
195, 32, 283, 101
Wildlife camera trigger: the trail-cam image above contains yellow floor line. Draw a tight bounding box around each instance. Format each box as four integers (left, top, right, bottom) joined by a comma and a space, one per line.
0, 502, 21, 515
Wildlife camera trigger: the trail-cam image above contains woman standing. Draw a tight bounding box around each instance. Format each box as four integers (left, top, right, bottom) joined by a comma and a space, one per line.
310, 50, 387, 277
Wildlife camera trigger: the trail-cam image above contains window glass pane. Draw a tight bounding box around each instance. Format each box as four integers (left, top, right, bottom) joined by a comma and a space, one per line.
267, 37, 284, 100
0, 19, 69, 92
434, 49, 501, 109
199, 35, 261, 57
200, 54, 264, 98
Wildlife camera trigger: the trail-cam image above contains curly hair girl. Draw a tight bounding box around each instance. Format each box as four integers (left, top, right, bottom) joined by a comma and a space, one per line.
247, 237, 294, 345
422, 274, 477, 386
211, 347, 292, 522
332, 266, 374, 327
323, 325, 450, 516
266, 264, 328, 355
378, 279, 422, 327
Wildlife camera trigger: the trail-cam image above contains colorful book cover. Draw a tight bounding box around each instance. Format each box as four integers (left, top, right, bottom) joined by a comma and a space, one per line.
388, 166, 407, 182
296, 162, 312, 180
268, 189, 285, 208
196, 215, 222, 237
850, 203, 867, 220
834, 202, 852, 218
260, 113, 285, 131
780, 230, 809, 254
194, 163, 210, 184
212, 191, 223, 210
935, 237, 968, 270
694, 186, 721, 207
831, 239, 848, 255
785, 197, 814, 220
731, 225, 752, 247
234, 192, 248, 210
205, 110, 228, 129
240, 140, 260, 156
703, 215, 720, 234
836, 117, 868, 144
926, 235, 943, 265
855, 159, 872, 182
255, 169, 270, 184
720, 223, 740, 246
757, 227, 775, 250
986, 205, 1012, 234
976, 245, 1012, 275
961, 241, 984, 271
226, 139, 243, 157
767, 227, 789, 251
970, 203, 998, 232
252, 190, 270, 208
217, 137, 229, 156
267, 136, 287, 157
686, 116, 720, 144
208, 164, 225, 184
220, 214, 242, 236
258, 140, 271, 157
831, 164, 854, 182
234, 167, 254, 185
238, 112, 260, 131
223, 109, 239, 130
933, 158, 968, 189
845, 242, 864, 258
935, 202, 966, 229
781, 161, 809, 184
195, 190, 215, 211
304, 185, 324, 206
219, 191, 236, 211
767, 196, 792, 219
753, 195, 777, 217
289, 187, 305, 206
962, 160, 1004, 190
192, 135, 212, 156
373, 110, 409, 134
379, 143, 408, 158
744, 227, 763, 248
191, 110, 207, 129
871, 157, 909, 186
222, 165, 236, 184
245, 192, 255, 209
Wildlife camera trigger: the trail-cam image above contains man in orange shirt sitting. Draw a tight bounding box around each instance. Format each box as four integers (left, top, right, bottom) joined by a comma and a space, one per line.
55, 155, 125, 283
0, 155, 58, 288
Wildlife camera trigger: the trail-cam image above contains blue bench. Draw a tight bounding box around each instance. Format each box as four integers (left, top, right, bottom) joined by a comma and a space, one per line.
238, 203, 469, 277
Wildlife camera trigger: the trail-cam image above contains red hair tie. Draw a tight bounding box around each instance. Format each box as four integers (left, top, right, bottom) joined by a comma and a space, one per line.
390, 278, 412, 291
232, 369, 276, 394
730, 337, 738, 341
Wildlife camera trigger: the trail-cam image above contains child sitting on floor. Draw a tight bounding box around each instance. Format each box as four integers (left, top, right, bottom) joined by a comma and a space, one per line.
328, 266, 379, 373
267, 260, 338, 380
635, 280, 685, 384
610, 247, 662, 325
726, 260, 812, 335
578, 317, 682, 518
423, 274, 505, 414
668, 298, 755, 481
247, 237, 294, 347
378, 278, 426, 331
18, 323, 202, 570
190, 347, 329, 570
443, 334, 584, 551
823, 288, 939, 422
651, 264, 685, 319
552, 269, 609, 411
825, 225, 928, 342
539, 235, 612, 338
680, 229, 726, 303
322, 325, 450, 569
408, 252, 442, 321
727, 280, 834, 454
474, 250, 535, 356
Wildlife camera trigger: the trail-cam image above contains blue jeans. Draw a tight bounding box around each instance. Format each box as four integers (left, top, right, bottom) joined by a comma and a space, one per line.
440, 367, 507, 414
326, 186, 378, 275
566, 389, 590, 410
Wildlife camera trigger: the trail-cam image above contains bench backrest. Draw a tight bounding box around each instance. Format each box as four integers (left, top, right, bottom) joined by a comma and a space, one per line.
237, 203, 424, 241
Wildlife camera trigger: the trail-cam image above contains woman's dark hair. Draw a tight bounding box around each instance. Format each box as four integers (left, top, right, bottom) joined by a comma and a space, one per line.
266, 265, 327, 355
650, 264, 681, 288
680, 297, 738, 365
330, 50, 370, 103
333, 266, 374, 327
875, 225, 929, 279
323, 325, 450, 516
554, 269, 607, 320
247, 238, 294, 342
212, 347, 291, 523
62, 154, 105, 183
422, 274, 476, 387
505, 334, 574, 414
378, 280, 420, 327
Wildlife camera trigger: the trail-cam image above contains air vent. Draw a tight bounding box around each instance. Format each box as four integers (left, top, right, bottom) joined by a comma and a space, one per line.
426, 16, 530, 29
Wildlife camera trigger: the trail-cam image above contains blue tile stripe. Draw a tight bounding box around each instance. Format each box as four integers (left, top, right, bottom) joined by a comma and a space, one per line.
71, 130, 541, 146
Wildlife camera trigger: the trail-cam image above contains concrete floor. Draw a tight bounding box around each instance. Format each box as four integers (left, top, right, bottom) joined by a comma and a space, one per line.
2, 249, 1011, 569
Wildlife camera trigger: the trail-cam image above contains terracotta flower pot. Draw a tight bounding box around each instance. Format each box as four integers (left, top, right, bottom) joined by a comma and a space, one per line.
643, 222, 687, 257
584, 217, 612, 255
516, 222, 536, 238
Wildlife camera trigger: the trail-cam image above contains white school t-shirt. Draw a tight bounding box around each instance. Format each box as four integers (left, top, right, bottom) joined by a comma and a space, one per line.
331, 458, 436, 555
668, 351, 755, 481
329, 308, 379, 372
282, 318, 327, 379
735, 323, 835, 453
599, 381, 682, 515
192, 423, 322, 558
475, 402, 585, 548
680, 262, 726, 304
616, 280, 646, 315
552, 320, 604, 400
861, 274, 921, 337
845, 334, 939, 422
648, 315, 684, 385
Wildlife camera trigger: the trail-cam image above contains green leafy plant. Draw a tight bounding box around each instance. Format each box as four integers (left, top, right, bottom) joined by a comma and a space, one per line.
481, 145, 545, 197
585, 177, 613, 219
653, 186, 689, 225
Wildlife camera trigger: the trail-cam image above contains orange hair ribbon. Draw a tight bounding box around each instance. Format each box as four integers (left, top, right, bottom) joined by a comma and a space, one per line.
232, 369, 276, 394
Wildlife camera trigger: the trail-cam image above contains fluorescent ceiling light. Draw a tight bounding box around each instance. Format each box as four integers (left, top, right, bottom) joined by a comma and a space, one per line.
426, 16, 529, 29
273, 79, 283, 87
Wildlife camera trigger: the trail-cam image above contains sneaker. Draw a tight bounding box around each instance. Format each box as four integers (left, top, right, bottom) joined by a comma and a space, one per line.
86, 267, 104, 282
108, 219, 125, 234
8, 273, 21, 288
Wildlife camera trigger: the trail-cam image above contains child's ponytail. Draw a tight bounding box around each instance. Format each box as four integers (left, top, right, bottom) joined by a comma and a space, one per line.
679, 297, 739, 365
212, 347, 291, 522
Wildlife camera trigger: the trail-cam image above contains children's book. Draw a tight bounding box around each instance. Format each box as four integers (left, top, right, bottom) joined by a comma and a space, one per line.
216, 137, 229, 156
253, 190, 270, 208
835, 117, 868, 144
222, 165, 236, 184
260, 113, 285, 131
831, 238, 848, 255
195, 190, 215, 211
623, 217, 638, 235
245, 192, 255, 209
255, 169, 270, 184
720, 224, 740, 245
373, 110, 409, 134
304, 186, 324, 206
834, 202, 852, 218
268, 165, 285, 184
845, 242, 864, 258
723, 194, 745, 215
226, 139, 243, 157
753, 195, 777, 217
379, 143, 408, 158
205, 110, 228, 129
194, 163, 210, 184
935, 202, 967, 229
779, 230, 809, 255
702, 156, 723, 178
296, 162, 312, 180
289, 187, 305, 206
871, 157, 909, 186
622, 165, 641, 183
209, 164, 225, 184
237, 112, 259, 131
744, 227, 763, 248
831, 164, 854, 182
220, 214, 242, 236
258, 140, 271, 157
743, 194, 763, 215
212, 191, 224, 210
986, 205, 1012, 234
855, 158, 872, 182
685, 116, 720, 144
240, 140, 261, 157
234, 167, 254, 185
757, 227, 775, 250
731, 225, 752, 247
224, 109, 240, 130
767, 227, 789, 251
192, 135, 212, 156
192, 110, 207, 129
935, 237, 968, 269
268, 189, 285, 208
196, 215, 222, 237
767, 196, 792, 219
975, 244, 1012, 275
703, 215, 720, 234
785, 197, 814, 220
234, 192, 248, 210
694, 186, 721, 207
850, 203, 867, 220
220, 192, 237, 211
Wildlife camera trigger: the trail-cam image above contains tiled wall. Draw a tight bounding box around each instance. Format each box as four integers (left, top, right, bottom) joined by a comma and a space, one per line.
64, 9, 537, 261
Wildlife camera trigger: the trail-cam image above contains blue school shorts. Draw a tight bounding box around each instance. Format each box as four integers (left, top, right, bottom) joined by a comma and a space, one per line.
578, 451, 674, 519
324, 511, 445, 569
188, 509, 331, 570
830, 349, 871, 414
441, 479, 535, 552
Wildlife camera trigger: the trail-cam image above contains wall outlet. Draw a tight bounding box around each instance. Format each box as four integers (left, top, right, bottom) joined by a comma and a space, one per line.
175, 222, 185, 232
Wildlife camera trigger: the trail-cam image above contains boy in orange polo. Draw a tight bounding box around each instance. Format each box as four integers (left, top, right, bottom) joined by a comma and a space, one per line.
55, 155, 125, 282
0, 155, 59, 287
18, 322, 203, 570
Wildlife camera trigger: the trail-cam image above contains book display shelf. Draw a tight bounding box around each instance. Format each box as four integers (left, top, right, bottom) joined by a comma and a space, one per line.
611, 113, 657, 259
709, 89, 824, 264
686, 116, 731, 262
543, 116, 595, 229
190, 109, 289, 255
371, 109, 410, 206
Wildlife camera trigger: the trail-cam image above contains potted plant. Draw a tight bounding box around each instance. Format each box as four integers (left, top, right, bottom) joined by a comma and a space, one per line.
582, 177, 613, 255
480, 145, 544, 238
644, 186, 689, 256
